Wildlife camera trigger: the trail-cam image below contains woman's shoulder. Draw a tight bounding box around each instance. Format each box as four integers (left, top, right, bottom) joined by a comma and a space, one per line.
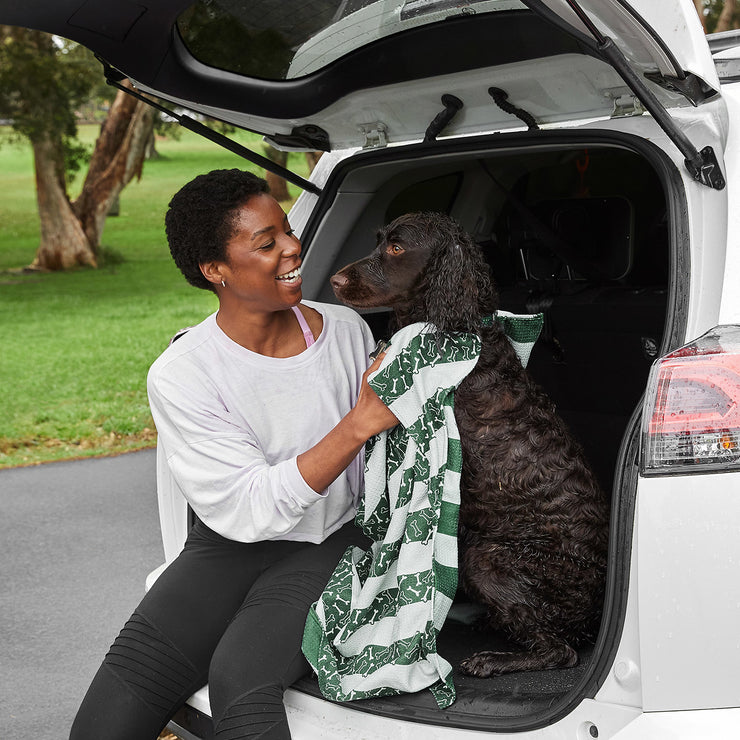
302, 300, 369, 331
148, 313, 218, 381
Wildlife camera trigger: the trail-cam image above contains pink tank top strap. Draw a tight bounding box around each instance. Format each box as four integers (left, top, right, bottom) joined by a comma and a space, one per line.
291, 305, 315, 348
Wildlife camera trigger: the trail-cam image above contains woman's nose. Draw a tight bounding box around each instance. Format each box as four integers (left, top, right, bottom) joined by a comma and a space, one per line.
282, 234, 301, 254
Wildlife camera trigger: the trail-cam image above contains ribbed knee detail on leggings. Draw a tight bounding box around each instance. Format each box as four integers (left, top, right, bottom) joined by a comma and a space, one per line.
240, 571, 329, 611
103, 610, 201, 714
214, 684, 288, 740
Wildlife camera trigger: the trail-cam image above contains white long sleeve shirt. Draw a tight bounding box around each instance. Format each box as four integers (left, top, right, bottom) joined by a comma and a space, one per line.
147, 301, 375, 543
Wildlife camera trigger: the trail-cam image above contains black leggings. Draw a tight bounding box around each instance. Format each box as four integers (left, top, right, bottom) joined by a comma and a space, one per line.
70, 519, 366, 740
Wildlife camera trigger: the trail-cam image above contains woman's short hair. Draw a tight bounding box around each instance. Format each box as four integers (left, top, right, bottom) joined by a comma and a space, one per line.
165, 168, 270, 291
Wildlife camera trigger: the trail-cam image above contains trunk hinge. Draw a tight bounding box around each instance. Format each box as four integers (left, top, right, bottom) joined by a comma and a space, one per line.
605, 89, 645, 118
103, 66, 322, 196
358, 122, 388, 149
265, 124, 331, 152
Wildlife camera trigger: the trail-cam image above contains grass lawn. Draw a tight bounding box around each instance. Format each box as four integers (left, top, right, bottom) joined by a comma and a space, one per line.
0, 124, 310, 467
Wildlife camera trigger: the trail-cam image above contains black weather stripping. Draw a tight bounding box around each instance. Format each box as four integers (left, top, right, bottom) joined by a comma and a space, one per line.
488, 88, 540, 131
424, 94, 464, 142
105, 70, 322, 197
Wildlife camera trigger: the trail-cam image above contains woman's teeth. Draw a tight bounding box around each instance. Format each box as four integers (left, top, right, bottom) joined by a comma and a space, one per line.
276, 267, 301, 283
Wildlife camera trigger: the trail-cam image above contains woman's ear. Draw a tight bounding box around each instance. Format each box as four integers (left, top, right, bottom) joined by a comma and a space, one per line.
200, 261, 225, 288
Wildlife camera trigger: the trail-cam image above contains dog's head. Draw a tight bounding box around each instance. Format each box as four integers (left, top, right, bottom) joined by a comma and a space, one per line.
330, 211, 496, 333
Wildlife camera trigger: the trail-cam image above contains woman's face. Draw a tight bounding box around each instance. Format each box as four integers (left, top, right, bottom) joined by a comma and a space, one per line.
218, 194, 303, 310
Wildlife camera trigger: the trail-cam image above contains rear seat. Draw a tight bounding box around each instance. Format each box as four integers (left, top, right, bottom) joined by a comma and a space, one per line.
499, 281, 666, 491
485, 189, 667, 490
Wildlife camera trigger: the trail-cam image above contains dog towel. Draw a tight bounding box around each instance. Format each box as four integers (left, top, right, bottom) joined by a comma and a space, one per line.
302, 312, 543, 709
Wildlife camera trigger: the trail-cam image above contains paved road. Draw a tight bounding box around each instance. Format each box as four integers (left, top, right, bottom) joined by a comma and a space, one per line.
1, 449, 163, 740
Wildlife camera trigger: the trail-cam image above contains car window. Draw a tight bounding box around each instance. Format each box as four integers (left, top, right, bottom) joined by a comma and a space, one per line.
176, 0, 527, 80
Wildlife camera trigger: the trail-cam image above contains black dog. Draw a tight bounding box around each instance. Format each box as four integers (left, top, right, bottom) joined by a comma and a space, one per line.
330, 212, 608, 678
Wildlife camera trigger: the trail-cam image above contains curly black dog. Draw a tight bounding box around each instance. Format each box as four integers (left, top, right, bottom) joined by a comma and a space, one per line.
330, 211, 609, 678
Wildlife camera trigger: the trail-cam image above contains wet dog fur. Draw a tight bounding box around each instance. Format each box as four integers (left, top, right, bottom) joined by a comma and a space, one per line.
330, 211, 609, 678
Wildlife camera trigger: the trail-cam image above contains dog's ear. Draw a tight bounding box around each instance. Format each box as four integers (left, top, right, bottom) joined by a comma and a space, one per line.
423, 227, 497, 335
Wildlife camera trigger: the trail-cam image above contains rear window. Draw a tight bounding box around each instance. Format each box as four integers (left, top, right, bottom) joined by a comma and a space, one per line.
176, 0, 528, 80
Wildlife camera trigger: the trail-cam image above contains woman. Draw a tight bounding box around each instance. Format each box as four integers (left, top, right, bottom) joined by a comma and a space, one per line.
70, 169, 397, 739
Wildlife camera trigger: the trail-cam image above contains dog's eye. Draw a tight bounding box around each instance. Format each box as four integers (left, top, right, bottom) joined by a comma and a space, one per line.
387, 243, 404, 255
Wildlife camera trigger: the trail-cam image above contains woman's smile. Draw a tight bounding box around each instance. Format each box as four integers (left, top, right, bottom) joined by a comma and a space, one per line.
276, 266, 302, 284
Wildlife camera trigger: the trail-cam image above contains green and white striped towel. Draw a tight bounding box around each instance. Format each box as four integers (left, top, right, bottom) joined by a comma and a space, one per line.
302, 312, 543, 709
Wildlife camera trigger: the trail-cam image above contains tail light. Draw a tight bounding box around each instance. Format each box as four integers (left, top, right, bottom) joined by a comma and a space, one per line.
642, 326, 740, 473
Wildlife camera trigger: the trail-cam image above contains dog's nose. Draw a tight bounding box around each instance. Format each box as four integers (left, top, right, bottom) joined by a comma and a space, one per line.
330, 273, 348, 291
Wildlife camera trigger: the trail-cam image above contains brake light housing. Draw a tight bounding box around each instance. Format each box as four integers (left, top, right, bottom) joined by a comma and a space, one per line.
641, 325, 740, 474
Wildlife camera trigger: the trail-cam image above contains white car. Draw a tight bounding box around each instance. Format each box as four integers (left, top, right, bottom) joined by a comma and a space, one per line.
6, 1, 740, 737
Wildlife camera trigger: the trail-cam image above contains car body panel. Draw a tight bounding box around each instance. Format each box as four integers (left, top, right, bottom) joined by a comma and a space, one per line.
635, 473, 740, 711
718, 82, 740, 324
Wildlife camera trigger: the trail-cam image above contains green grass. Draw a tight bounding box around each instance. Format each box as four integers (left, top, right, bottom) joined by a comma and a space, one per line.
0, 124, 310, 467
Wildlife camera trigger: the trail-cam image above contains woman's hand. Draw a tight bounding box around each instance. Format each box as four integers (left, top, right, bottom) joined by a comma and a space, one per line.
351, 353, 399, 440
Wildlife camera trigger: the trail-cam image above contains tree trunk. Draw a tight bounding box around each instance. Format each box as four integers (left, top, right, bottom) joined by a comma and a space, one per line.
694, 0, 707, 31
72, 81, 155, 250
145, 127, 160, 160
716, 0, 739, 32
30, 135, 97, 270
305, 151, 323, 173
262, 145, 290, 202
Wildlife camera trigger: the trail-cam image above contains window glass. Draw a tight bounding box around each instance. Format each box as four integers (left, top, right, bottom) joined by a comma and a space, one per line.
176, 0, 526, 80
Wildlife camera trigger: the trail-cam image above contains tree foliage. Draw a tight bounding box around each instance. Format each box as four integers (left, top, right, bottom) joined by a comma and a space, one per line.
0, 27, 154, 270
695, 0, 740, 32
0, 28, 97, 177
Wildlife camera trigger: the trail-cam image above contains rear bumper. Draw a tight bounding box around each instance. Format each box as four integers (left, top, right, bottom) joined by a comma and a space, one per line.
167, 689, 740, 739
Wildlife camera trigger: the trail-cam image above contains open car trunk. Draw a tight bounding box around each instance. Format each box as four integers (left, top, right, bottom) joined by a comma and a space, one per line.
170, 127, 681, 737
297, 129, 677, 729
302, 131, 675, 498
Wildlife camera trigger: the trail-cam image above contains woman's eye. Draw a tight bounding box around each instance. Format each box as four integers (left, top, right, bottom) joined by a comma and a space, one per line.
260, 241, 275, 251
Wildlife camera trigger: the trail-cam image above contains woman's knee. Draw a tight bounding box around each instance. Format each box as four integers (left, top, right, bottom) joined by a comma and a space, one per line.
70, 610, 204, 740
211, 682, 291, 740
69, 662, 165, 740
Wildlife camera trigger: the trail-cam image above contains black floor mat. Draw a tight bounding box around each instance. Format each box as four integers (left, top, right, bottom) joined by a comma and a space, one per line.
294, 614, 596, 729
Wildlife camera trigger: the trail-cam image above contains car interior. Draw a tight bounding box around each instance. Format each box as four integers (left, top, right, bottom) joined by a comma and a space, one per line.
292, 132, 674, 728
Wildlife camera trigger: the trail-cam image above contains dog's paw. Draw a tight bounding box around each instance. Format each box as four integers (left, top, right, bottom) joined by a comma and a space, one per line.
458, 651, 502, 678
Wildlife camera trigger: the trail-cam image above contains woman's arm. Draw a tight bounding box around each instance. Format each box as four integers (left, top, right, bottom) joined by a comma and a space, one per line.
149, 352, 397, 543
297, 354, 398, 493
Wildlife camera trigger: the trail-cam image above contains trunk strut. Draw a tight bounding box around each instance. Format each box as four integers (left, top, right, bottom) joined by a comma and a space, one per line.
104, 68, 322, 197
526, 0, 725, 190
596, 35, 725, 190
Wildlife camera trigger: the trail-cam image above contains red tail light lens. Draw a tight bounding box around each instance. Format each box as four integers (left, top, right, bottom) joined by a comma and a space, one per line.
642, 326, 740, 473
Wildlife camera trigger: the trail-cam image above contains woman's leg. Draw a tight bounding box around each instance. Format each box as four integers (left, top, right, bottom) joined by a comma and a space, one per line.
70, 521, 278, 740
209, 522, 367, 740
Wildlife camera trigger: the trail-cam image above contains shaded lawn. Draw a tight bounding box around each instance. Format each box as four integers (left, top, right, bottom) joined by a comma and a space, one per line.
0, 125, 310, 467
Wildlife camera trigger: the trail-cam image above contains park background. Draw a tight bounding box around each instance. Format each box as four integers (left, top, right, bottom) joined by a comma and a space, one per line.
1, 0, 738, 471
0, 125, 310, 468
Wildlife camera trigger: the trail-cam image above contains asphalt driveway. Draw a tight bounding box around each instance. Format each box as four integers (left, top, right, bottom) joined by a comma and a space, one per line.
1, 449, 163, 740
